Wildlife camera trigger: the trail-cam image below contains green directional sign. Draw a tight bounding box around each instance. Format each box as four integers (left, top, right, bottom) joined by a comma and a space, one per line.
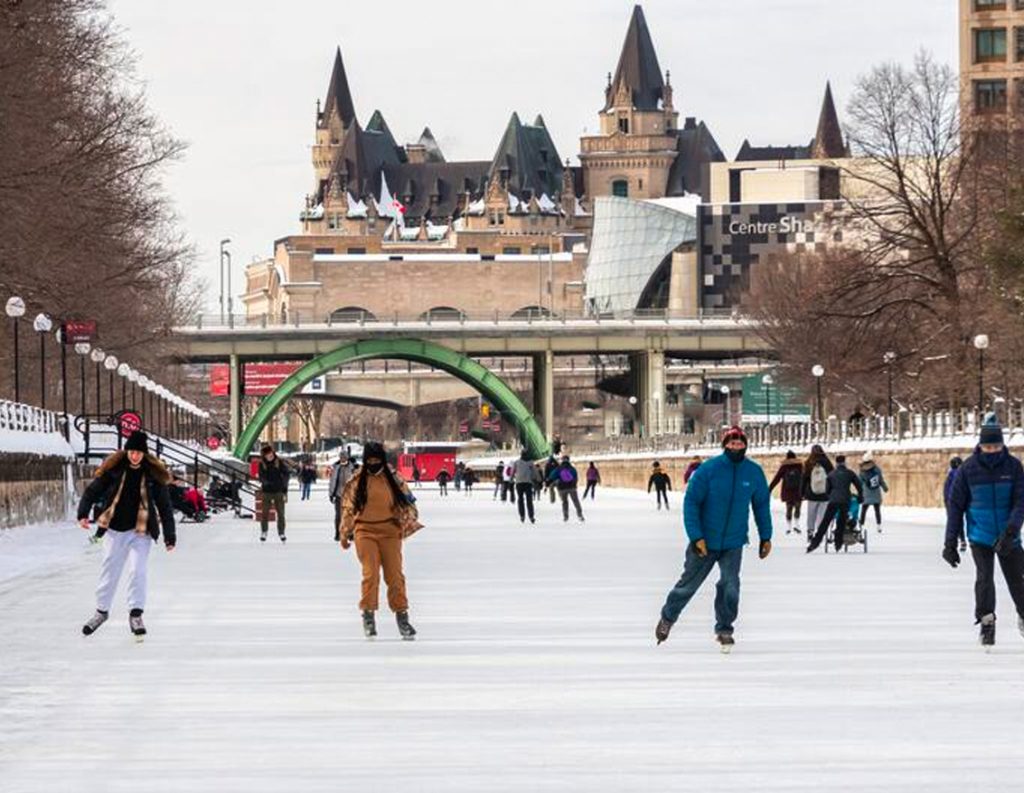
741, 375, 810, 422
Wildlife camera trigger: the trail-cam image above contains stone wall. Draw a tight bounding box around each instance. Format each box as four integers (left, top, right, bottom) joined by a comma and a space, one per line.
585, 447, 972, 509
0, 454, 78, 529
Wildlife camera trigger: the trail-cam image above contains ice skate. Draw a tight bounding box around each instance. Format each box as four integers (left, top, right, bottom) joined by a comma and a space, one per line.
129, 611, 146, 642
655, 618, 673, 645
980, 613, 995, 651
716, 633, 735, 654
396, 611, 417, 641
260, 531, 267, 543
82, 610, 108, 636
362, 610, 377, 639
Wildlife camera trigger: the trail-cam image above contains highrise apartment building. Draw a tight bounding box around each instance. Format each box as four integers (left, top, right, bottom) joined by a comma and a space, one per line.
960, 0, 1024, 117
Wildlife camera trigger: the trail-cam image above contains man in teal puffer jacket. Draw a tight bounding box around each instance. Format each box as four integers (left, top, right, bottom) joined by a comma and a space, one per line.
656, 426, 773, 651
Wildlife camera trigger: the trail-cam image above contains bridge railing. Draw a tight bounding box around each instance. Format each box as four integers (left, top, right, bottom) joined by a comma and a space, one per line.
190, 307, 744, 330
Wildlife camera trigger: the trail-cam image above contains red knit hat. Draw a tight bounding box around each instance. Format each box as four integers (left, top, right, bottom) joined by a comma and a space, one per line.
721, 426, 748, 448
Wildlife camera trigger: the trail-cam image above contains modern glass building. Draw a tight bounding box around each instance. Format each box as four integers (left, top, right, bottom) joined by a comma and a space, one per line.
584, 196, 697, 316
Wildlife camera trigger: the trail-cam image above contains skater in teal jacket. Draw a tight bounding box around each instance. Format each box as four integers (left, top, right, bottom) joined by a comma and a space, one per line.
656, 426, 773, 651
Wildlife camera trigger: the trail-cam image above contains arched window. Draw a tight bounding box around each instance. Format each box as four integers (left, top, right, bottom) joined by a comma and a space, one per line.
330, 306, 377, 323
419, 306, 466, 322
612, 179, 629, 198
511, 306, 552, 320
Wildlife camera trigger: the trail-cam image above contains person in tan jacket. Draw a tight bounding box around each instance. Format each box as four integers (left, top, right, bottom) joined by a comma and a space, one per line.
339, 442, 418, 640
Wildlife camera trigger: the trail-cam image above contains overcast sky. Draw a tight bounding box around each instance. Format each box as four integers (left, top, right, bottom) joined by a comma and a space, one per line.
107, 0, 958, 314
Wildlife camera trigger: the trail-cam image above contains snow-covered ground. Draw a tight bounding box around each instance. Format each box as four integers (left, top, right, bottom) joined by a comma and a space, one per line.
0, 486, 1020, 792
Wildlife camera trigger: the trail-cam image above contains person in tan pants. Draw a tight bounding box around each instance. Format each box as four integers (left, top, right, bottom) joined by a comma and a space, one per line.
339, 442, 418, 640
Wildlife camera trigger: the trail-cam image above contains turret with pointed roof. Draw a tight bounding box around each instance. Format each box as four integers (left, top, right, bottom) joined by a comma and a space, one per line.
605, 5, 664, 112
810, 82, 848, 159
322, 47, 357, 129
489, 112, 563, 199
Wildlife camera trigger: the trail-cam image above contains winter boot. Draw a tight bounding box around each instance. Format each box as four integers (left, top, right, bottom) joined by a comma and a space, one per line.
129, 608, 146, 640
396, 611, 417, 641
980, 613, 996, 648
716, 633, 736, 653
362, 610, 377, 639
82, 610, 108, 636
260, 531, 267, 542
655, 618, 673, 645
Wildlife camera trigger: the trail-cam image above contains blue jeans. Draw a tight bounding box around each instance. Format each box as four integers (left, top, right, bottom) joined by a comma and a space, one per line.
661, 544, 743, 634
300, 481, 312, 500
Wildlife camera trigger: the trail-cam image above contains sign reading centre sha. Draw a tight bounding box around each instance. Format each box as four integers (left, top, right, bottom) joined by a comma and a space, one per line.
209, 362, 302, 397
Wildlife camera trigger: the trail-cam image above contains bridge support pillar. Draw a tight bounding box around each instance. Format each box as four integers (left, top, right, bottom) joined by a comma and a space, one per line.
532, 350, 554, 444
229, 353, 242, 451
629, 350, 666, 437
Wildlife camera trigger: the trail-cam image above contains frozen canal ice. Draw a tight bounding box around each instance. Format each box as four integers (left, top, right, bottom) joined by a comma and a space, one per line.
0, 485, 1020, 792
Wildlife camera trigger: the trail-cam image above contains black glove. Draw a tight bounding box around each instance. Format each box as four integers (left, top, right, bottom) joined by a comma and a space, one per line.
994, 528, 1018, 558
942, 544, 960, 569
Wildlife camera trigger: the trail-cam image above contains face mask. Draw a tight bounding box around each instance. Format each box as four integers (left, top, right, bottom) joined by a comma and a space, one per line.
725, 447, 746, 463
365, 462, 384, 474
982, 451, 1002, 467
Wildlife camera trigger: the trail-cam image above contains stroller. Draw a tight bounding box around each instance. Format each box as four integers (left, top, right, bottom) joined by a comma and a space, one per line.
825, 496, 868, 553
170, 481, 210, 523
206, 476, 244, 515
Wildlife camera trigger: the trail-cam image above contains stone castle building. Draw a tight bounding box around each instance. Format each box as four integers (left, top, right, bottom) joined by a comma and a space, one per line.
242, 5, 725, 324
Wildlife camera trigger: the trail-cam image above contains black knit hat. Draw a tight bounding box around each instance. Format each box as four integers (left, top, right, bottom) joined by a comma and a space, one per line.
363, 441, 386, 461
124, 430, 149, 454
260, 443, 274, 455
980, 413, 1004, 446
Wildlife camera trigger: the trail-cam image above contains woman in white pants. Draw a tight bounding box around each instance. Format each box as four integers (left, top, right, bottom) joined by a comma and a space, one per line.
77, 431, 176, 639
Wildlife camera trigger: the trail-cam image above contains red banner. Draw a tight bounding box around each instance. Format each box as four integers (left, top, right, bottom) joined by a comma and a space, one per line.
209, 362, 302, 397
62, 320, 97, 344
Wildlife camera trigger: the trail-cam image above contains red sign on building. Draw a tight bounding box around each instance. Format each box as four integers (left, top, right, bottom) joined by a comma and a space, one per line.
209, 362, 302, 397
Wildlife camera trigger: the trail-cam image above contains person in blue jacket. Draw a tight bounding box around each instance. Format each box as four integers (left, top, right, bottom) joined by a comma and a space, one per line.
944, 415, 1024, 647
655, 426, 773, 651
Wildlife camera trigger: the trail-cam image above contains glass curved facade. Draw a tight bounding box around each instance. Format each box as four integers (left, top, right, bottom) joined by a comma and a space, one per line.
584, 196, 697, 316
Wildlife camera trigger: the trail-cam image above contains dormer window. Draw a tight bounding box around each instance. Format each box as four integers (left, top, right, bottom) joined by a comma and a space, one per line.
618, 117, 630, 134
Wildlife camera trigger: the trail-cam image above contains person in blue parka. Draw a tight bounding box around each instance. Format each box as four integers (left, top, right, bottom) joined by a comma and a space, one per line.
655, 426, 773, 650
944, 414, 1024, 647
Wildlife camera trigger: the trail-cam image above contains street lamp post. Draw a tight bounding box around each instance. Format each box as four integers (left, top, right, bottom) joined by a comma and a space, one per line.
974, 334, 990, 413
219, 238, 231, 324
6, 296, 26, 402
811, 365, 825, 425
90, 348, 104, 417
720, 385, 731, 428
33, 313, 52, 409
883, 351, 897, 431
74, 343, 90, 417
762, 374, 774, 444
117, 363, 130, 411
56, 326, 69, 439
104, 355, 119, 419
627, 395, 640, 437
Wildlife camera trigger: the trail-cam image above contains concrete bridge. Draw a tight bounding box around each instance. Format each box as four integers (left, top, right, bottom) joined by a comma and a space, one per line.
171, 314, 767, 454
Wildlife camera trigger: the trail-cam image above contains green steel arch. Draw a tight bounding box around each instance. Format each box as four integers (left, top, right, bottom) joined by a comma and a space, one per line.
233, 339, 550, 460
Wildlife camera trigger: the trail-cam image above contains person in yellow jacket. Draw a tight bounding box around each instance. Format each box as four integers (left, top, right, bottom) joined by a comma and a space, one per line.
339, 442, 418, 640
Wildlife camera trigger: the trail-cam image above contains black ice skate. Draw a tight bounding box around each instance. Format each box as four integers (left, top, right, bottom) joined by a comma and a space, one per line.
716, 633, 736, 654
362, 610, 377, 639
980, 613, 996, 650
260, 531, 267, 542
279, 534, 286, 543
396, 611, 417, 641
82, 610, 108, 636
129, 610, 146, 642
655, 618, 672, 645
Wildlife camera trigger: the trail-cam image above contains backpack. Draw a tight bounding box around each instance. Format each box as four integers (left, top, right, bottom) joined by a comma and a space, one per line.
559, 467, 575, 484
783, 466, 802, 492
810, 464, 828, 496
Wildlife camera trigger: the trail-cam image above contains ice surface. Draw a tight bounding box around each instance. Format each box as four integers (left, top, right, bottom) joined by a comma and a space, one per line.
0, 486, 1020, 792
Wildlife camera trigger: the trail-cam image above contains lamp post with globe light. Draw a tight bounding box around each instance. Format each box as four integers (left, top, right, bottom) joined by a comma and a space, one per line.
762, 374, 774, 444
90, 348, 104, 416
117, 363, 130, 411
720, 385, 731, 428
811, 365, 825, 424
74, 343, 90, 416
883, 351, 897, 430
6, 296, 26, 402
974, 334, 990, 413
104, 355, 118, 419
33, 313, 52, 409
